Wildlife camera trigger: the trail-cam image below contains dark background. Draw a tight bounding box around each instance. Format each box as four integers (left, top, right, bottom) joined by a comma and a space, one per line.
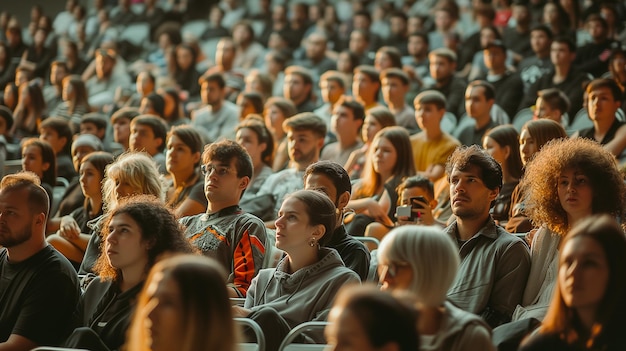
4, 1, 66, 27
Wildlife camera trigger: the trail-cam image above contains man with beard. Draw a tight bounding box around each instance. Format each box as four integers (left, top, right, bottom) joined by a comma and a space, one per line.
444, 146, 530, 329
242, 113, 326, 225
191, 72, 240, 143
0, 172, 79, 350
85, 48, 131, 110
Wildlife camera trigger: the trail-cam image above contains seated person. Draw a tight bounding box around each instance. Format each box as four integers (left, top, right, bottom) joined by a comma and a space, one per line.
411, 90, 460, 183
345, 127, 415, 236
378, 225, 495, 351
445, 145, 530, 328
303, 160, 371, 280
164, 125, 207, 217
326, 285, 420, 351
64, 196, 194, 351
233, 190, 360, 351
0, 172, 80, 351
110, 107, 139, 153
241, 113, 326, 223
20, 138, 56, 208
39, 117, 76, 182
181, 140, 267, 298
572, 78, 626, 158
46, 134, 103, 234
80, 113, 123, 155
129, 115, 168, 174
235, 116, 275, 202
47, 152, 114, 268
319, 97, 365, 167
482, 125, 523, 226
78, 152, 165, 274
125, 254, 238, 351
532, 88, 571, 131
365, 175, 443, 250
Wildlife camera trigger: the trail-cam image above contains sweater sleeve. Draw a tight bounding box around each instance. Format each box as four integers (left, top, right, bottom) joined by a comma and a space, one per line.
230, 217, 268, 297
485, 239, 531, 327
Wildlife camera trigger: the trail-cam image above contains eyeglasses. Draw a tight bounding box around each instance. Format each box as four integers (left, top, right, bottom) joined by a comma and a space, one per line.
201, 164, 234, 177
377, 261, 409, 280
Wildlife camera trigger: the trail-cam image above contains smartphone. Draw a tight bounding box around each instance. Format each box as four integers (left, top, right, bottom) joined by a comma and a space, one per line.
410, 196, 427, 209
395, 205, 414, 221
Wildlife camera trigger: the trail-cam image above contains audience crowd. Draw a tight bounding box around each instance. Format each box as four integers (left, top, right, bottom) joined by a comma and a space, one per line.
1, 0, 626, 350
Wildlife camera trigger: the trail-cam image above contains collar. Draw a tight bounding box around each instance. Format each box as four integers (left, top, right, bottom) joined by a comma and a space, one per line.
205, 205, 241, 220
445, 216, 499, 243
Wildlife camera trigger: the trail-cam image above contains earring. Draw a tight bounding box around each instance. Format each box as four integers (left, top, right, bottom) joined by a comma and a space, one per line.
309, 237, 317, 248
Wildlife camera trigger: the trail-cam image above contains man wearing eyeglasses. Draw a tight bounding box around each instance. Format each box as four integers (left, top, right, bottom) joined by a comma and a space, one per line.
444, 145, 530, 329
180, 140, 267, 298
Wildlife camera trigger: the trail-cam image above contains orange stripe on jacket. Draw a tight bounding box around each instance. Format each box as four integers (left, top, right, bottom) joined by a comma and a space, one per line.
232, 229, 265, 296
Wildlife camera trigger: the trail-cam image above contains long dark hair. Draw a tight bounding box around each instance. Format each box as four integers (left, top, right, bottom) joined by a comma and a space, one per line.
540, 215, 626, 348
94, 195, 195, 282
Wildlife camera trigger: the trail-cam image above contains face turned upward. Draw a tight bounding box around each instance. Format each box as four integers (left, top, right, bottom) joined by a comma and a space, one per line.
449, 164, 498, 220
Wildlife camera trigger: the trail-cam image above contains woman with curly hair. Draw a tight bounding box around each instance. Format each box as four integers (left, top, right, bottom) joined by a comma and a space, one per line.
512, 137, 625, 322
64, 195, 194, 351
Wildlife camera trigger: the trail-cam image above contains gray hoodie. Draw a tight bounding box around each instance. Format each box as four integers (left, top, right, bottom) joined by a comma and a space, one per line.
245, 247, 360, 328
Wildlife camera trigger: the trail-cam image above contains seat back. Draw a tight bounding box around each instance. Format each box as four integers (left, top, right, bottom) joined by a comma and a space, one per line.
50, 177, 69, 217
353, 236, 380, 251
181, 20, 209, 40
235, 317, 266, 351
567, 108, 593, 135
278, 321, 329, 351
512, 108, 533, 132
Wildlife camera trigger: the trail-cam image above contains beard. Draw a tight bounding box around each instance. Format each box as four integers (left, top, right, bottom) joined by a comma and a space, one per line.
0, 223, 32, 248
291, 148, 317, 165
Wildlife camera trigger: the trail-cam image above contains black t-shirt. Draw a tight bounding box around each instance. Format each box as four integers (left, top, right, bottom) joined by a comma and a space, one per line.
56, 180, 85, 217
579, 119, 624, 145
0, 245, 80, 345
70, 278, 143, 351
327, 226, 371, 281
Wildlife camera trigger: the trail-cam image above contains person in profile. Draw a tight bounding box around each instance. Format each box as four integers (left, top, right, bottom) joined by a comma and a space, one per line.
0, 172, 80, 351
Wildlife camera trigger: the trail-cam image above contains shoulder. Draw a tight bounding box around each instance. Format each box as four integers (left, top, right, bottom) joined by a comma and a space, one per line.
410, 132, 426, 143
520, 332, 571, 351
445, 301, 493, 339
179, 213, 205, 228
234, 212, 267, 228
82, 276, 113, 300
495, 226, 529, 249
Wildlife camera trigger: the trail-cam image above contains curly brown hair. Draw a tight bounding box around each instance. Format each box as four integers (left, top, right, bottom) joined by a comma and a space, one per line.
520, 138, 625, 236
94, 195, 195, 282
